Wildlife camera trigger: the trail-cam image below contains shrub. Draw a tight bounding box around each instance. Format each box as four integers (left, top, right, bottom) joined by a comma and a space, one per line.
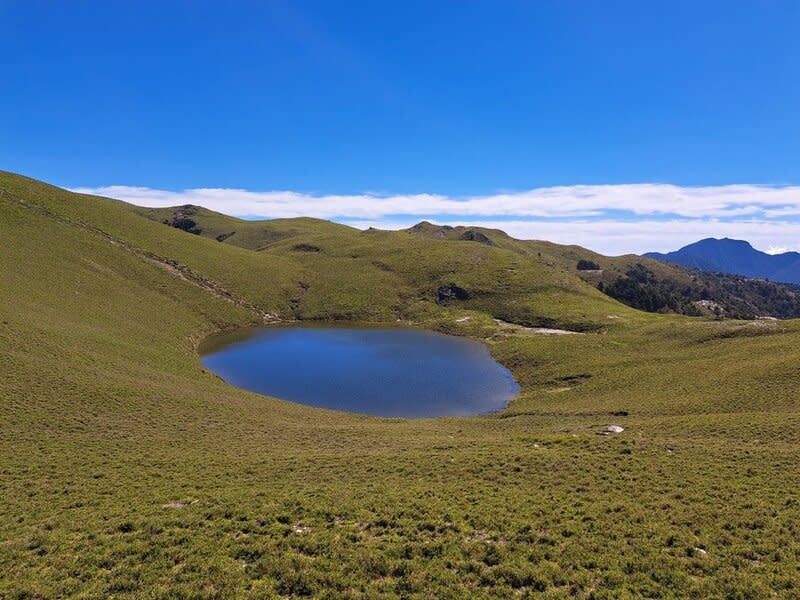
576, 259, 601, 270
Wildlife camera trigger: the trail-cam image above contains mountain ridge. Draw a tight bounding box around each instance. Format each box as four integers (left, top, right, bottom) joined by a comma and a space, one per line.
134, 202, 800, 320
645, 237, 800, 284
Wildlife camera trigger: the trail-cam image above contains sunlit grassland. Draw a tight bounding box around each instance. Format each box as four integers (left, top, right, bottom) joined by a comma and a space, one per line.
2, 171, 800, 598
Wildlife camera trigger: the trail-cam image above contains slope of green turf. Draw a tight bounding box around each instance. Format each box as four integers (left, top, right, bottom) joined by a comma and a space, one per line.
143, 204, 800, 320
2, 170, 800, 598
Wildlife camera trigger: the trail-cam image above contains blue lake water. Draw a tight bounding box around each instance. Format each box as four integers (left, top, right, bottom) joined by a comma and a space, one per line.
200, 326, 519, 418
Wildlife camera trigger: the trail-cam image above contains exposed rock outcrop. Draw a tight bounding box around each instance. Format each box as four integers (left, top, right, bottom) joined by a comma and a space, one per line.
436, 284, 470, 305
459, 230, 493, 245
162, 205, 202, 235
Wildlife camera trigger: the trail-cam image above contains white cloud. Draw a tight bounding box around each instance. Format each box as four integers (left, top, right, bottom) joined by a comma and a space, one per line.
765, 246, 791, 255
341, 218, 800, 256
71, 182, 800, 256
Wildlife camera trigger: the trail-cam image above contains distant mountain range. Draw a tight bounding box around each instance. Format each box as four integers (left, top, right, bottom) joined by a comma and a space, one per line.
645, 238, 800, 284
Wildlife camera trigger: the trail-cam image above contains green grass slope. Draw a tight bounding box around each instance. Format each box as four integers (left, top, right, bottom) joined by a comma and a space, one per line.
136, 204, 353, 250
3, 171, 800, 598
132, 190, 636, 329
402, 222, 800, 319
142, 205, 800, 321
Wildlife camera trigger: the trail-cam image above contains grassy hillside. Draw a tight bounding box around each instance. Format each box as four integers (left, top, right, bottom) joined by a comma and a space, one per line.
135, 199, 631, 330
403, 222, 800, 319
3, 171, 800, 598
144, 205, 800, 321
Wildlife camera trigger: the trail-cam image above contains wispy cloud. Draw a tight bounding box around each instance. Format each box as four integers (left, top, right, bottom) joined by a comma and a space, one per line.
72, 183, 800, 255
337, 218, 800, 256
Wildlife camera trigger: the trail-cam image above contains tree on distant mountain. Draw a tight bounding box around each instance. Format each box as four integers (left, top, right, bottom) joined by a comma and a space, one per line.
595, 260, 800, 319
602, 264, 699, 314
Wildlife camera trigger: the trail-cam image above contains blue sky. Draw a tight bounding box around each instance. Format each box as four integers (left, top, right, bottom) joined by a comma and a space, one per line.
2, 1, 799, 254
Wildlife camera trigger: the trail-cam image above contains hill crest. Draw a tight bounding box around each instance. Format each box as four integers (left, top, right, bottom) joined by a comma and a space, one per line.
645, 237, 800, 284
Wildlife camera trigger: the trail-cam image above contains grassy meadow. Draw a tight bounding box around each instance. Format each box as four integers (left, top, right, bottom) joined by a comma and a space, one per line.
2, 171, 800, 598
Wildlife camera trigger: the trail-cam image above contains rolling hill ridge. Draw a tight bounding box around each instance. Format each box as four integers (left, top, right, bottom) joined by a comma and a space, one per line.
143, 204, 800, 320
